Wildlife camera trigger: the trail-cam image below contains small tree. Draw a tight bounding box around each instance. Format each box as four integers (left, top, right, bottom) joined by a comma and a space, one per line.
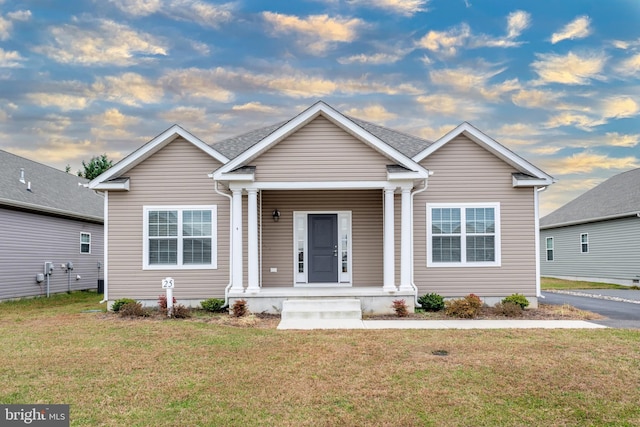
77, 154, 113, 180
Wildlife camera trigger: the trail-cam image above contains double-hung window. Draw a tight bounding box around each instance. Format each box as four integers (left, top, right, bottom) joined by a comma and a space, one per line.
143, 206, 217, 269
580, 233, 588, 253
427, 203, 501, 267
546, 237, 554, 261
80, 233, 91, 254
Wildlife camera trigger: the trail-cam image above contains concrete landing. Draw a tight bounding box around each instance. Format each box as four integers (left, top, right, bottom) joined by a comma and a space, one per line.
280, 298, 362, 321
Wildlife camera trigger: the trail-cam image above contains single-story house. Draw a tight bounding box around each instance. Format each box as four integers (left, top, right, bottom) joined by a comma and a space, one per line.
0, 149, 104, 300
540, 167, 640, 286
90, 101, 554, 314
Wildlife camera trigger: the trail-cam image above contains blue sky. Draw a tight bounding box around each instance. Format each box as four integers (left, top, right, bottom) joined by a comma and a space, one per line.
1, 0, 639, 216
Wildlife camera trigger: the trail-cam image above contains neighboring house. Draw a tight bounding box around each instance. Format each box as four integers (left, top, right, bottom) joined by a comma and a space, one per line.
540, 168, 640, 286
90, 101, 553, 313
0, 150, 104, 300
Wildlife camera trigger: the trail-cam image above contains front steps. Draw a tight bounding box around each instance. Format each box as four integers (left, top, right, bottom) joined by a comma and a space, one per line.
278, 298, 364, 329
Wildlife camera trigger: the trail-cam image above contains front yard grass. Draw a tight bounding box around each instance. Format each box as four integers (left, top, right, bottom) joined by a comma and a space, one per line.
1, 292, 639, 426
541, 277, 630, 290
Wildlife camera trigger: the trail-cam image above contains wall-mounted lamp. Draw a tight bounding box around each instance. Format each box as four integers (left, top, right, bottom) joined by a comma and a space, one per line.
272, 209, 280, 222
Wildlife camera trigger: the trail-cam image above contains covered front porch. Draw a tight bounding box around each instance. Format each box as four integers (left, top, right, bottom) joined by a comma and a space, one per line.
223, 184, 422, 315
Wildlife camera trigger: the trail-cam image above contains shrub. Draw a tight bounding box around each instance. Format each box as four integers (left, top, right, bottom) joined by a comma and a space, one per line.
445, 294, 483, 318
392, 299, 409, 317
170, 304, 192, 319
118, 301, 148, 317
502, 293, 530, 309
232, 299, 248, 317
158, 294, 177, 312
494, 301, 523, 317
112, 298, 136, 313
417, 293, 445, 312
201, 298, 225, 313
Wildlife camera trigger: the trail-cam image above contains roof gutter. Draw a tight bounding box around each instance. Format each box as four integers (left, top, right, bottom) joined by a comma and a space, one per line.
0, 198, 104, 224
540, 211, 640, 230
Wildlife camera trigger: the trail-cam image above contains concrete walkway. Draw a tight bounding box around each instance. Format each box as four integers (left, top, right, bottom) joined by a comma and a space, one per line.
277, 319, 606, 330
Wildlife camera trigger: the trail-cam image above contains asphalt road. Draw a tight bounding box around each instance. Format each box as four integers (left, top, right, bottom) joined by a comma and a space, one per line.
541, 291, 640, 329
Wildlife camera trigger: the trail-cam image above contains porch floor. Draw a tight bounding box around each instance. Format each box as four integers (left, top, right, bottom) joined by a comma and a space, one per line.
229, 286, 416, 315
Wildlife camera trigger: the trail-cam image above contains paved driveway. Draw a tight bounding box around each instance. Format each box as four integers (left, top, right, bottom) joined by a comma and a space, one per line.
541, 290, 640, 329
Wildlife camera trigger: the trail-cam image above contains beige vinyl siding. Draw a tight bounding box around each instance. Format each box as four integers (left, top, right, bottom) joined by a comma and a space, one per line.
414, 135, 537, 297
252, 116, 390, 182
260, 190, 383, 287
108, 138, 229, 300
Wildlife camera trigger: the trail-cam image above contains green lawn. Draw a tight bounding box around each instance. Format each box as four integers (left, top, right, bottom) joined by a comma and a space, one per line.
1, 291, 639, 426
541, 277, 631, 290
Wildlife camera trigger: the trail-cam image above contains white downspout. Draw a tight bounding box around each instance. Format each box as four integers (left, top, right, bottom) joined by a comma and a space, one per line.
212, 179, 233, 307
100, 191, 109, 304
410, 174, 430, 306
535, 186, 547, 299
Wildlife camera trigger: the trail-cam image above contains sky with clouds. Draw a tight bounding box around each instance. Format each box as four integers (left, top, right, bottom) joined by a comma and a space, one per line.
1, 0, 639, 216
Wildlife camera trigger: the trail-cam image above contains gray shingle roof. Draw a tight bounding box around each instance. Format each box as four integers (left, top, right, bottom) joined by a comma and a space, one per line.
347, 116, 433, 158
209, 114, 433, 160
211, 121, 287, 159
540, 168, 640, 228
0, 149, 104, 222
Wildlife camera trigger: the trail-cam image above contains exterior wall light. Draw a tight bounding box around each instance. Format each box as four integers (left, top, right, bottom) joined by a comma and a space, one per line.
272, 209, 280, 222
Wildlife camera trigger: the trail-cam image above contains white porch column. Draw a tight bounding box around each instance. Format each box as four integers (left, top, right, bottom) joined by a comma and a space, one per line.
246, 189, 260, 293
399, 187, 412, 291
231, 188, 244, 292
383, 188, 396, 291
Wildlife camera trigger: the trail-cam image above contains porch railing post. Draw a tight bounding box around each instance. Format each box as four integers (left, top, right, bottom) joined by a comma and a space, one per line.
231, 188, 244, 292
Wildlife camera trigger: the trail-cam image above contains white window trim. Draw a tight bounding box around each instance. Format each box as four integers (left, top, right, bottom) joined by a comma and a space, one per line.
580, 233, 589, 254
293, 211, 352, 286
546, 236, 554, 261
80, 232, 91, 254
426, 202, 501, 268
143, 205, 217, 270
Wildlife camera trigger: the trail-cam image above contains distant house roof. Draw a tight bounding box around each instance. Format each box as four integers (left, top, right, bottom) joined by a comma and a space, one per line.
210, 114, 433, 160
0, 149, 104, 223
540, 168, 640, 229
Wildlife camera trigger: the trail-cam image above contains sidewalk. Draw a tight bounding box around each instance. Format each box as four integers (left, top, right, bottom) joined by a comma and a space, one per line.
277, 319, 607, 330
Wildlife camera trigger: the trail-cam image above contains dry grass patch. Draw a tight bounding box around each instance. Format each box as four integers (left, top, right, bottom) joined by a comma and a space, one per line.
0, 292, 636, 426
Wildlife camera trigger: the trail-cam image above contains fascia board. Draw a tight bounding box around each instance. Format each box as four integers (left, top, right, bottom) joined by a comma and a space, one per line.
89, 125, 229, 189
91, 179, 130, 191
512, 176, 553, 187
0, 198, 103, 223
540, 212, 640, 229
413, 122, 554, 182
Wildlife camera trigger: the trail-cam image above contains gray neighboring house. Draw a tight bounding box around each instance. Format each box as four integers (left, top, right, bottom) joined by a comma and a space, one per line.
0, 149, 104, 300
540, 167, 640, 286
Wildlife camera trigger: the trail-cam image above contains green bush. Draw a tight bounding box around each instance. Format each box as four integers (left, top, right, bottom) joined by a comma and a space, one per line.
417, 293, 445, 311
118, 301, 149, 317
494, 301, 524, 317
201, 298, 225, 313
445, 294, 483, 318
112, 298, 136, 313
502, 293, 530, 309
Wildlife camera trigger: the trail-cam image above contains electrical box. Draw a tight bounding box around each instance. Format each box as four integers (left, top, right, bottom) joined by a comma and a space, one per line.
66, 261, 74, 271
44, 262, 54, 276
36, 273, 44, 283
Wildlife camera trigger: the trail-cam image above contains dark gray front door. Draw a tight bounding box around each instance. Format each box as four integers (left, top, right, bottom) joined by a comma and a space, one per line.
308, 214, 338, 283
